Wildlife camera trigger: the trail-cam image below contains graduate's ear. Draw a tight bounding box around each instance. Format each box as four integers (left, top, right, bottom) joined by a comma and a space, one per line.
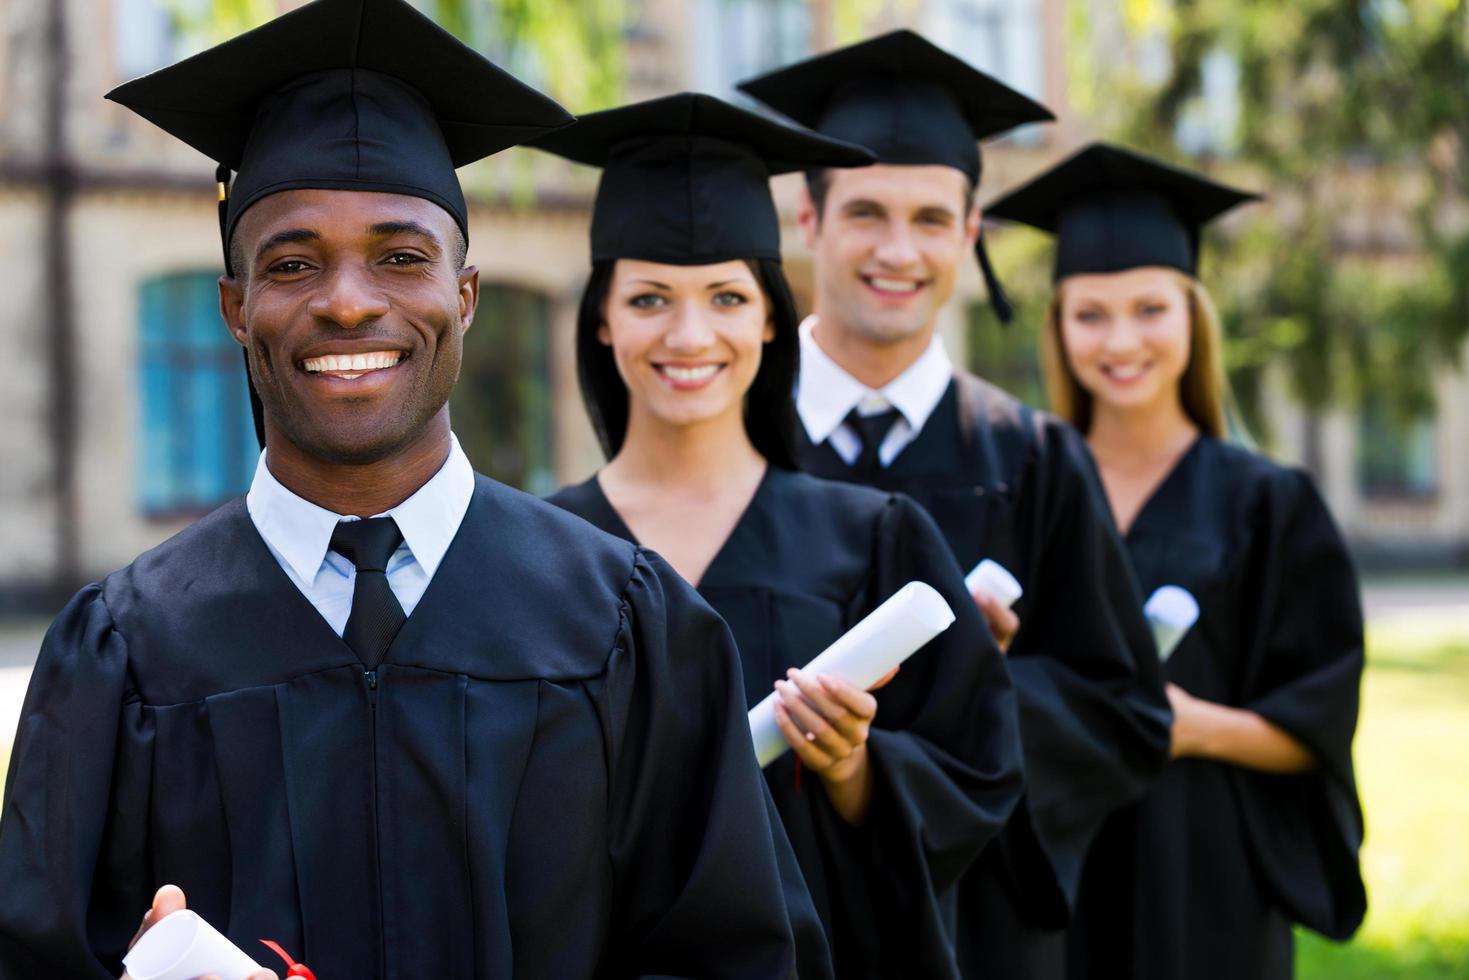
458, 264, 480, 333
596, 319, 612, 346
798, 184, 820, 250
219, 274, 247, 347
965, 202, 983, 248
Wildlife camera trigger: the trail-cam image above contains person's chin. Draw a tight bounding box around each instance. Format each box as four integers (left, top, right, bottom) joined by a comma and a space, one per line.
854, 307, 929, 344
646, 394, 735, 430
284, 414, 417, 465
1097, 384, 1169, 415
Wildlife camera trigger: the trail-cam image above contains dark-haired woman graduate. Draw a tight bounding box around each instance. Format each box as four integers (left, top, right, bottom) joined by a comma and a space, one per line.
533, 93, 1025, 979
987, 144, 1366, 980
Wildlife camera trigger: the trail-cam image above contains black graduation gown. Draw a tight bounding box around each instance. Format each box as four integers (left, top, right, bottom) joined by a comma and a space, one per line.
0, 475, 804, 979
1067, 436, 1366, 980
548, 467, 1025, 980
797, 371, 1172, 979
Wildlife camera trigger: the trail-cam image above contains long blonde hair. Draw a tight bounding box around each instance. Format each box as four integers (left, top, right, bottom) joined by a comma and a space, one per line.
1041, 269, 1228, 438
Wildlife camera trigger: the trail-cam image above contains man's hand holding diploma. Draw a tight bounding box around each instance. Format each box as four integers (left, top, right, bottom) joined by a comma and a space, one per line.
970, 589, 1019, 652
121, 885, 278, 980
966, 559, 1024, 653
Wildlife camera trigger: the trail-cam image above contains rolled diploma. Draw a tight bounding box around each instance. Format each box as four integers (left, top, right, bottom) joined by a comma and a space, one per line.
1145, 585, 1200, 662
964, 558, 1023, 608
748, 581, 956, 768
122, 909, 263, 980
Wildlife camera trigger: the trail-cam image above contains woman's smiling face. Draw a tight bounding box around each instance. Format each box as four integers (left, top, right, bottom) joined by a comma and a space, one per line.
1058, 266, 1193, 418
599, 258, 774, 433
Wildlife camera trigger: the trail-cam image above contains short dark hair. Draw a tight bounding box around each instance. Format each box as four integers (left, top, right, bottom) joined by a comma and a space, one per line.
804, 167, 977, 223
226, 220, 468, 280
576, 258, 800, 468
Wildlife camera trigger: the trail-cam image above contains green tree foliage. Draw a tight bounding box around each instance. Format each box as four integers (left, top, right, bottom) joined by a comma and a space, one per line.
168, 0, 625, 110
1068, 0, 1468, 445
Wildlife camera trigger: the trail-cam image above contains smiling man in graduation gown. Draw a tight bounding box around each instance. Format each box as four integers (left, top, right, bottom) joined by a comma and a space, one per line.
740, 32, 1173, 979
0, 2, 807, 977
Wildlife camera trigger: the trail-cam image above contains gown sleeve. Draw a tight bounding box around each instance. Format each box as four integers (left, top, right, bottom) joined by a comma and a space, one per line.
761, 779, 836, 980
1002, 422, 1173, 917
601, 549, 806, 979
846, 493, 1026, 976
0, 585, 155, 977
1231, 467, 1367, 938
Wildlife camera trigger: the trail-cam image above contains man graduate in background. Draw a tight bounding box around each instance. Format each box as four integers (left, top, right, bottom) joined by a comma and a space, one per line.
740, 32, 1173, 979
0, 2, 807, 977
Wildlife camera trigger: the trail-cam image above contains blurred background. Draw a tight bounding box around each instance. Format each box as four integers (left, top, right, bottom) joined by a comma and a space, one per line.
0, 0, 1464, 975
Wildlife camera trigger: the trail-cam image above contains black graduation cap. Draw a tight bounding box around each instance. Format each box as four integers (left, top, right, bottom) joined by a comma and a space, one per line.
984, 143, 1261, 281
736, 30, 1055, 322
531, 92, 874, 265
106, 0, 572, 262
105, 0, 572, 448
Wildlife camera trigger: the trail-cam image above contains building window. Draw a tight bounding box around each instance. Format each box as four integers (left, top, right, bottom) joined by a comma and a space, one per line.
114, 0, 177, 81
966, 301, 1045, 408
694, 0, 812, 98
137, 272, 257, 517
1358, 398, 1438, 499
1175, 48, 1242, 156
927, 0, 1047, 114
449, 284, 554, 494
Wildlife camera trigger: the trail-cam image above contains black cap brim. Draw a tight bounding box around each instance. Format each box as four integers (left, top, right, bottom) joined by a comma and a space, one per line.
531, 92, 874, 173
985, 142, 1260, 279
985, 142, 1260, 233
736, 29, 1053, 143
105, 0, 573, 169
532, 92, 873, 264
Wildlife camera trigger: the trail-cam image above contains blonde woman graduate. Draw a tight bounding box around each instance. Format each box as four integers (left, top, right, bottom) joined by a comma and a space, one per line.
988, 143, 1366, 980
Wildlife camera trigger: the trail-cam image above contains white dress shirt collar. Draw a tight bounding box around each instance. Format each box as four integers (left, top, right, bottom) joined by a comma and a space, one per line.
246, 433, 476, 587
796, 315, 954, 445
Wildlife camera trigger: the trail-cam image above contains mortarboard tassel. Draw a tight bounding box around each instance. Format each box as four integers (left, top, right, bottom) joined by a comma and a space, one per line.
216, 164, 233, 275
974, 232, 1014, 325
218, 163, 268, 449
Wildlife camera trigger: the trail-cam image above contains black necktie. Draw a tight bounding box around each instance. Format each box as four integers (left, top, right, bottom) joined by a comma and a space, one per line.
330, 517, 407, 668
845, 407, 901, 480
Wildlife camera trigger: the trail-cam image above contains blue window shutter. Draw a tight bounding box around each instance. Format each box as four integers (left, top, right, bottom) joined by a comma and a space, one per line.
136, 271, 255, 516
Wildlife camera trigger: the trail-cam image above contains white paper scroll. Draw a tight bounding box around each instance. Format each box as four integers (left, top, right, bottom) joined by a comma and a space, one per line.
1144, 585, 1200, 662
964, 559, 1023, 609
123, 910, 263, 980
748, 581, 956, 768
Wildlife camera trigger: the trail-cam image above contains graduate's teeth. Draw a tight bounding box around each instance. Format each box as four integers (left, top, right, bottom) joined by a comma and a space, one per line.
302, 351, 404, 374
869, 277, 920, 293
1107, 363, 1146, 381
661, 364, 721, 382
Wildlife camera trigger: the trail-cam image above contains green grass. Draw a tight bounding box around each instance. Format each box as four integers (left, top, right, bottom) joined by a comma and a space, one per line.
1297, 613, 1469, 979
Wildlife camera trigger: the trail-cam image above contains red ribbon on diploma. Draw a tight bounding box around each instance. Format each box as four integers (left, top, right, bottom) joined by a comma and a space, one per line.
260, 939, 317, 979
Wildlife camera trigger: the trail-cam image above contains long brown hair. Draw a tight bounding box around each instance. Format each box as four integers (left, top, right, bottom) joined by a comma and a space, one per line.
1041, 269, 1227, 438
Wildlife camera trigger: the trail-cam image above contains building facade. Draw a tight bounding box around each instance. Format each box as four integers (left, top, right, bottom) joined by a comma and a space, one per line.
0, 0, 1463, 606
